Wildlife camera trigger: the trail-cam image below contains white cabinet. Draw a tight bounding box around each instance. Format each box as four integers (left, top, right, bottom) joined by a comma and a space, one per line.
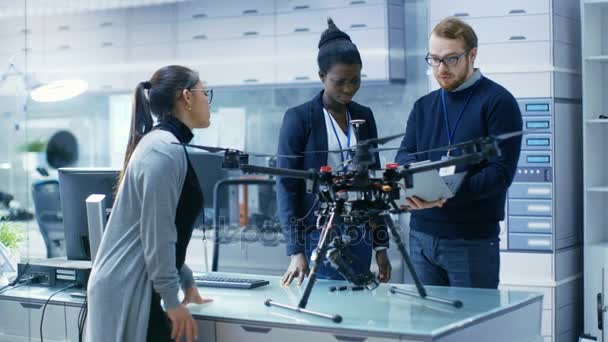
129, 43, 175, 63
44, 27, 128, 52
215, 322, 400, 342
276, 1, 404, 84
177, 15, 275, 41
3, 0, 406, 92
466, 14, 551, 44
131, 22, 174, 46
178, 36, 275, 86
195, 320, 216, 342
276, 4, 387, 35
0, 298, 66, 342
129, 3, 174, 25
177, 0, 275, 20
275, 33, 322, 83
430, 0, 551, 21
44, 9, 127, 32
582, 0, 608, 340
276, 0, 386, 13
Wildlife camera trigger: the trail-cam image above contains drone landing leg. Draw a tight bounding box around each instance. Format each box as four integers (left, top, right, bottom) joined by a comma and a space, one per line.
382, 214, 463, 308
265, 207, 343, 323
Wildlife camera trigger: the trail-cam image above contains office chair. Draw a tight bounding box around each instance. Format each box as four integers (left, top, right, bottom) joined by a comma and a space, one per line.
31, 180, 66, 258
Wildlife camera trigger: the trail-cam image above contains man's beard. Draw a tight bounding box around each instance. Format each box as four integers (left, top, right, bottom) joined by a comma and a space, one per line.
436, 63, 472, 91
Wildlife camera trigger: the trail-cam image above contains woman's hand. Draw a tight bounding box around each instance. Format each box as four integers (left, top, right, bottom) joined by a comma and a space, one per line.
281, 253, 310, 287
182, 285, 213, 305
166, 304, 197, 342
376, 249, 392, 283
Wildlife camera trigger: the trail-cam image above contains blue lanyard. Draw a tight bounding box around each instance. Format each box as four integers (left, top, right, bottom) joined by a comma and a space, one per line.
324, 108, 351, 172
440, 78, 482, 152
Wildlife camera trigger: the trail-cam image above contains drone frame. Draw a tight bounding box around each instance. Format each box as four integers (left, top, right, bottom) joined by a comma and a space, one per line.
177, 129, 520, 322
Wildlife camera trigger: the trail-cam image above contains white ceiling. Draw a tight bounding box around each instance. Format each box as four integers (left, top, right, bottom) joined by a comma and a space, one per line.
0, 0, 188, 17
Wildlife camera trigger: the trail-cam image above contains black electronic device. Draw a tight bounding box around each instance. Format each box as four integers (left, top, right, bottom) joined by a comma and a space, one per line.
58, 168, 119, 261
193, 274, 269, 289
17, 259, 91, 288
187, 152, 228, 208
175, 128, 523, 323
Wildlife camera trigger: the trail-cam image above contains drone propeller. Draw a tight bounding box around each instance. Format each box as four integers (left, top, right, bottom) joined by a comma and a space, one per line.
303, 132, 408, 155
494, 130, 524, 141
173, 143, 302, 159
378, 130, 525, 156
359, 132, 406, 146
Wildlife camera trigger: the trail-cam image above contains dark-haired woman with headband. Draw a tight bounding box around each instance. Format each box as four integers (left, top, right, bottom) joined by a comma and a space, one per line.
277, 19, 392, 286
87, 65, 213, 342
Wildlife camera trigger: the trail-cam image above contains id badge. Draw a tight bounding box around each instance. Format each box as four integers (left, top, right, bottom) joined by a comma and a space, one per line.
439, 155, 456, 176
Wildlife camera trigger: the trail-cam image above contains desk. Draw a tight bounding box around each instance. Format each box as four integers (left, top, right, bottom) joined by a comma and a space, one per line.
0, 273, 543, 342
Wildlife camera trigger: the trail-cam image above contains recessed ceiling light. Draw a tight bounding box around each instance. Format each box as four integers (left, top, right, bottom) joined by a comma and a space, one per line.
30, 79, 88, 102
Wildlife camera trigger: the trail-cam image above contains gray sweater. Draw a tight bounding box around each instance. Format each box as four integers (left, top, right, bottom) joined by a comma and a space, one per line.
86, 129, 194, 342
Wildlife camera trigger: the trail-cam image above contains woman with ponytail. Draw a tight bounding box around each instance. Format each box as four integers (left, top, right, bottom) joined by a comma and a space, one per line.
277, 19, 392, 286
87, 65, 213, 342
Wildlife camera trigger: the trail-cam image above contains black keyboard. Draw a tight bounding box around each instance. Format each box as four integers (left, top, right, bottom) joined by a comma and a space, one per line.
193, 275, 269, 289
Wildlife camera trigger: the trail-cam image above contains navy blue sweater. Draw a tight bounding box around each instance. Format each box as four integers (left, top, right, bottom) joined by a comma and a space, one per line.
395, 76, 522, 239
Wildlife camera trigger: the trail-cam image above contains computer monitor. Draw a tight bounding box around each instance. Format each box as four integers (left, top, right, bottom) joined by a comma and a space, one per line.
58, 168, 119, 261
188, 152, 228, 208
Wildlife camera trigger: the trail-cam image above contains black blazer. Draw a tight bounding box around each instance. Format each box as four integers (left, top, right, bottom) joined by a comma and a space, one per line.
276, 90, 387, 256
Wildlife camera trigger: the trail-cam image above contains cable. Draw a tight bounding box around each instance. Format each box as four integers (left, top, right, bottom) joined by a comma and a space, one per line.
40, 283, 78, 342
7, 262, 30, 287
0, 271, 46, 296
297, 197, 319, 223
78, 299, 88, 342
0, 280, 32, 296
77, 295, 88, 342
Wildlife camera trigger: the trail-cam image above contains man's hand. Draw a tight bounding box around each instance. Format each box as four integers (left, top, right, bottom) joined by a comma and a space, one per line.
405, 196, 446, 210
182, 285, 213, 306
281, 252, 309, 287
376, 249, 392, 283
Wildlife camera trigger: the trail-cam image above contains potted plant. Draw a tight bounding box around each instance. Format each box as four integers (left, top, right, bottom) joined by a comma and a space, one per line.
18, 138, 47, 173
0, 219, 24, 273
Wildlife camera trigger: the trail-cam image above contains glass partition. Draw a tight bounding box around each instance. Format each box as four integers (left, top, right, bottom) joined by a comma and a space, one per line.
0, 0, 429, 271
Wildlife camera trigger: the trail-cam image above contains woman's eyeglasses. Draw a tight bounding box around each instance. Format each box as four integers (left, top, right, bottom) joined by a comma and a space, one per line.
188, 88, 213, 104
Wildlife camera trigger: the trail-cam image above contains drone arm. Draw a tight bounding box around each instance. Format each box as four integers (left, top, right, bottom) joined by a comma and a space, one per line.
402, 153, 486, 175
240, 164, 315, 180
460, 152, 520, 200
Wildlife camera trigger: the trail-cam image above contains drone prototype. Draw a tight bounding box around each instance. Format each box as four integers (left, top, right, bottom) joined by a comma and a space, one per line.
176, 126, 522, 323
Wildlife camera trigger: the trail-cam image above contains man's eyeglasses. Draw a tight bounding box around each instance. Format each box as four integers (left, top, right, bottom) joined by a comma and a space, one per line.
188, 88, 213, 104
425, 51, 468, 67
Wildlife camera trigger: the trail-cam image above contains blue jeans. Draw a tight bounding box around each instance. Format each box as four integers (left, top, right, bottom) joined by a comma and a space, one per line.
409, 229, 500, 289
304, 222, 373, 280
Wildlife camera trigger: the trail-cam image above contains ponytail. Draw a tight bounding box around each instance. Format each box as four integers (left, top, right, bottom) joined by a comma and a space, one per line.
116, 81, 153, 192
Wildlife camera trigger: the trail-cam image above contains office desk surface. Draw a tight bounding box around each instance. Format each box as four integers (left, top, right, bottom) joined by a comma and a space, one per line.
0, 273, 542, 340
186, 273, 542, 339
